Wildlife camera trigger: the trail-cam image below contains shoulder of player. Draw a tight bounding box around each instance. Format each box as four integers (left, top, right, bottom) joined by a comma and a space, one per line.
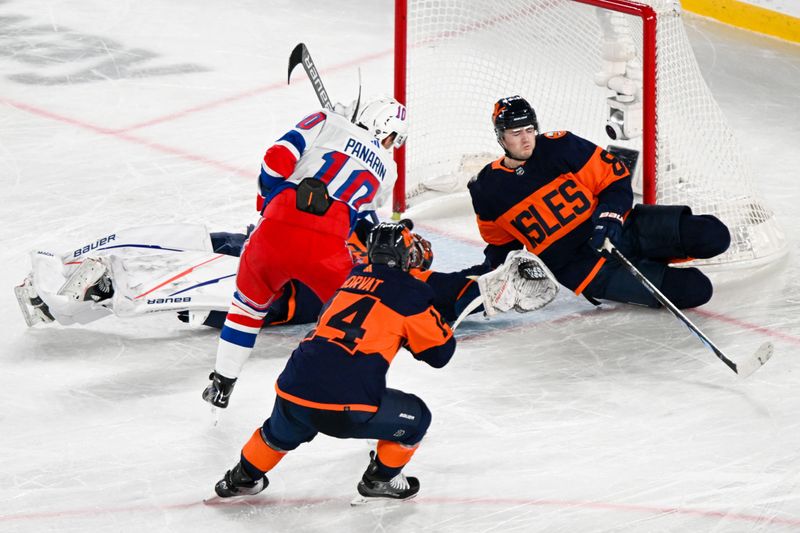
537, 130, 580, 143
293, 108, 330, 127
293, 108, 369, 134
535, 130, 599, 165
351, 265, 434, 313
320, 110, 365, 136
320, 113, 391, 156
537, 130, 598, 151
468, 156, 507, 190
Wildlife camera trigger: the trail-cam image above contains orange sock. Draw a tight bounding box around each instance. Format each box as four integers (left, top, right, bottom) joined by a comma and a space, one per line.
241, 428, 287, 473
376, 440, 419, 469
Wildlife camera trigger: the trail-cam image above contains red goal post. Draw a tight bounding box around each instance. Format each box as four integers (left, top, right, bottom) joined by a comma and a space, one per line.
394, 0, 657, 211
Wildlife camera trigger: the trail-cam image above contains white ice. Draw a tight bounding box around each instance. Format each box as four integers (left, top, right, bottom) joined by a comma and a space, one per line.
1, 1, 800, 531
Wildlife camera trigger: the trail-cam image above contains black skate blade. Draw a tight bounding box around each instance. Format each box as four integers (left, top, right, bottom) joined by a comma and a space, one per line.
350, 493, 417, 507
202, 492, 256, 505
202, 492, 226, 505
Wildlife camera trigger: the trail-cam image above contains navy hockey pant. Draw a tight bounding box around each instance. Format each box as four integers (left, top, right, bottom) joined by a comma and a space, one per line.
241, 389, 432, 479
262, 390, 431, 448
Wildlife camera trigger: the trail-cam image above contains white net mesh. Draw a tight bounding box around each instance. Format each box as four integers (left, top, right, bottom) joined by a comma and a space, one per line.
402, 0, 785, 268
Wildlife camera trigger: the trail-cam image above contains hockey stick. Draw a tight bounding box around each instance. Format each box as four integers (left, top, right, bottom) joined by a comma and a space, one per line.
602, 239, 773, 378
351, 68, 362, 122
288, 43, 333, 111
451, 294, 483, 331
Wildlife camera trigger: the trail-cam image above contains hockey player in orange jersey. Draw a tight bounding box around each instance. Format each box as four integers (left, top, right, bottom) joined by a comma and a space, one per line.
211, 222, 456, 503
469, 95, 731, 309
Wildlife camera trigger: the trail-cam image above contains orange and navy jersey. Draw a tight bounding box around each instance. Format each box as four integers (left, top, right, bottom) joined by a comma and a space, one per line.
275, 263, 455, 412
468, 131, 632, 293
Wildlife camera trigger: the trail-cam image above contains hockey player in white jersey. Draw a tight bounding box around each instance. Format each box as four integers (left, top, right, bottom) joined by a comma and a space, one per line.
202, 96, 411, 409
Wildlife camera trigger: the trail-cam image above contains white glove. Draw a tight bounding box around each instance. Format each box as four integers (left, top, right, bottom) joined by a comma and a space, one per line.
477, 250, 559, 316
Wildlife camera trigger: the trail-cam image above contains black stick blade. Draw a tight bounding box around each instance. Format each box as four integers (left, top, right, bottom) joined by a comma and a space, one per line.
288, 43, 306, 83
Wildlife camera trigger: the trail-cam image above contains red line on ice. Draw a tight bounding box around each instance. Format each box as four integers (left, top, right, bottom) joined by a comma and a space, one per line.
0, 48, 391, 176
116, 48, 392, 132
0, 96, 247, 176
2, 495, 799, 528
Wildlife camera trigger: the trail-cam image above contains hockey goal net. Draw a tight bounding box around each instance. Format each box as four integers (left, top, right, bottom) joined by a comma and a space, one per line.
393, 0, 785, 268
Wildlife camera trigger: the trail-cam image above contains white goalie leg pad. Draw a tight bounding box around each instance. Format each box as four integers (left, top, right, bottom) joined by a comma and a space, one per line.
57, 257, 109, 302
477, 250, 559, 316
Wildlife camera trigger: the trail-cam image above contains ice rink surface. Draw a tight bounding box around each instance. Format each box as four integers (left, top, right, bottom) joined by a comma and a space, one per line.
1, 1, 800, 531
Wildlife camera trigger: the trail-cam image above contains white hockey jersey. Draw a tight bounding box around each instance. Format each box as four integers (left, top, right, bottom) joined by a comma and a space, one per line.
257, 110, 398, 214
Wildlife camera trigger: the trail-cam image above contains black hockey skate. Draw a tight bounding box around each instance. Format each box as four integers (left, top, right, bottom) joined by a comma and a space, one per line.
352, 451, 420, 505
84, 272, 114, 302
213, 462, 268, 499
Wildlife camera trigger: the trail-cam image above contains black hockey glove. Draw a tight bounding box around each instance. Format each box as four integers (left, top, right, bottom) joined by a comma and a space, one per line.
202, 371, 237, 409
398, 218, 414, 230
589, 206, 624, 255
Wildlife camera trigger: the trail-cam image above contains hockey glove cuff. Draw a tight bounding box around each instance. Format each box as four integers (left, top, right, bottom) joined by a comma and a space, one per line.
202, 371, 237, 409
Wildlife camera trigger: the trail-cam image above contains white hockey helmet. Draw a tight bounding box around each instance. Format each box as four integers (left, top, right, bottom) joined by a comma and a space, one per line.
356, 95, 408, 149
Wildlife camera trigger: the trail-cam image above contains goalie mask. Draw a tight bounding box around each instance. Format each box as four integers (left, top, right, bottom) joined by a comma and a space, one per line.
356, 96, 408, 150
366, 222, 414, 271
492, 95, 539, 143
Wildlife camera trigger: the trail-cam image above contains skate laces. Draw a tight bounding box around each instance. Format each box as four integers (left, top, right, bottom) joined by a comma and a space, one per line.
388, 473, 410, 491
96, 274, 112, 294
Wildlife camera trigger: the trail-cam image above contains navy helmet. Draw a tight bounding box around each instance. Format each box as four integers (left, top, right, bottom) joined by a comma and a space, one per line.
366, 222, 414, 271
492, 95, 539, 140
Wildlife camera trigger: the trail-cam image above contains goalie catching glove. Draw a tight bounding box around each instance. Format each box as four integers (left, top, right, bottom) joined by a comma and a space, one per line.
477, 250, 559, 316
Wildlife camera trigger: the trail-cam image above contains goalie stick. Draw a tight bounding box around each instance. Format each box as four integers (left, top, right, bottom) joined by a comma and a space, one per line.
288, 43, 333, 111
287, 43, 362, 122
602, 239, 773, 378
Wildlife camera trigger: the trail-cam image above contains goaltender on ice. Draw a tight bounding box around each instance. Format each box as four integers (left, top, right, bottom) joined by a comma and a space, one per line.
469, 95, 732, 309
13, 221, 555, 334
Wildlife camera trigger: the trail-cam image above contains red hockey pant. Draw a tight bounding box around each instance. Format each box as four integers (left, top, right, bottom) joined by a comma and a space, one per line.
237, 190, 354, 310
